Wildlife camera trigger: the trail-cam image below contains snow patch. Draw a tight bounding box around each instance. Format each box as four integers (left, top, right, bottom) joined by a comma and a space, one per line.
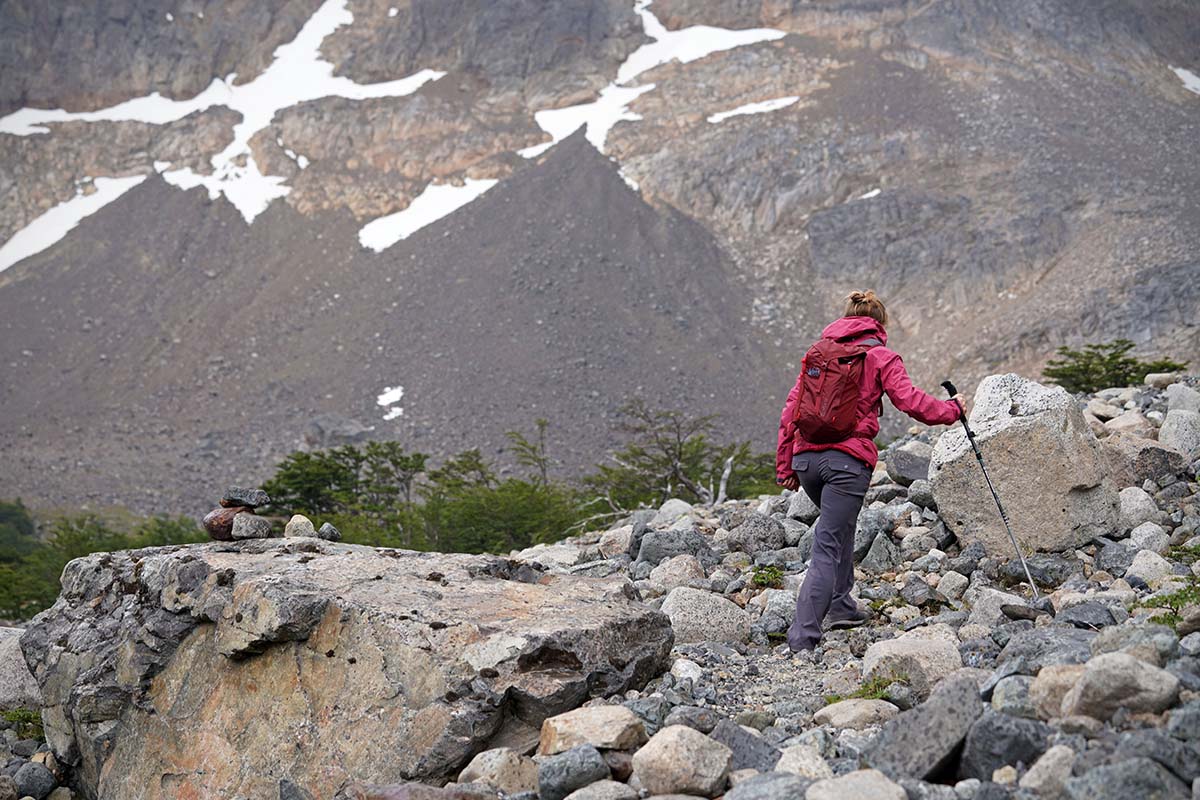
0, 176, 146, 272
859, 188, 881, 200
377, 385, 404, 420
358, 178, 498, 252
707, 95, 799, 124
1172, 66, 1200, 96
617, 1, 786, 85
0, 0, 444, 223
520, 84, 654, 155
388, 7, 398, 17
521, 0, 785, 156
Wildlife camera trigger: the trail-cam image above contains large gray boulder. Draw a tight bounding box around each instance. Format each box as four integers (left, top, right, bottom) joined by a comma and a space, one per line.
930, 374, 1119, 554
19, 540, 673, 800
864, 672, 985, 781
0, 627, 41, 711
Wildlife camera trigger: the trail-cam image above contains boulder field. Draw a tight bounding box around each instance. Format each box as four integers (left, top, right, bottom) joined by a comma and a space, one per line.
6, 373, 1200, 800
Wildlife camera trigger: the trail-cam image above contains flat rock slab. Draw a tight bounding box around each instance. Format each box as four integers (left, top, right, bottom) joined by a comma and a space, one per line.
19, 540, 673, 800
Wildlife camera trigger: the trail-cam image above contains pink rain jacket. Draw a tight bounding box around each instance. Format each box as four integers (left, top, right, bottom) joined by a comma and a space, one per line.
776, 316, 962, 478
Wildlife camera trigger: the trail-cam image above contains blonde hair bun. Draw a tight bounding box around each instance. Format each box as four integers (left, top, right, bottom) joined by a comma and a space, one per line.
844, 290, 888, 326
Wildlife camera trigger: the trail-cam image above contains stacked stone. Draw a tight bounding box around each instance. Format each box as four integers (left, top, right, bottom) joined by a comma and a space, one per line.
201, 486, 341, 542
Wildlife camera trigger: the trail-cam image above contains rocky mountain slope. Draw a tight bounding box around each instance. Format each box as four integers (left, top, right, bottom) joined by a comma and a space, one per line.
1, 0, 1199, 513
4, 373, 1200, 800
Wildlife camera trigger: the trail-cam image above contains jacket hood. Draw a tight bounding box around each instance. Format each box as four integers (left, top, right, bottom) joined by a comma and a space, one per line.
821, 315, 888, 344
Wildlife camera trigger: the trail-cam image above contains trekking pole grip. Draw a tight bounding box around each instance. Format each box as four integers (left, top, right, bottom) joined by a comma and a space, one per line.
942, 380, 967, 422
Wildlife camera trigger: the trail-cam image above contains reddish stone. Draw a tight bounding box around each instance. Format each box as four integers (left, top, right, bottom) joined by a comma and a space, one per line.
203, 506, 251, 541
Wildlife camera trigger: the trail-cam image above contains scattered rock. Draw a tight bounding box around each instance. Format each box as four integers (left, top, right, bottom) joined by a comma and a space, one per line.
562, 780, 637, 800
1100, 433, 1189, 488
1159, 410, 1200, 459
814, 698, 899, 729
660, 587, 749, 644
865, 673, 984, 781
957, 709, 1050, 780
649, 555, 706, 592
726, 515, 786, 555
723, 771, 813, 800
317, 522, 342, 541
990, 675, 1036, 719
636, 529, 715, 567
538, 745, 610, 800
1060, 652, 1180, 720
786, 491, 819, 523
775, 743, 833, 780
1029, 664, 1087, 720
862, 624, 963, 699
457, 748, 537, 795
886, 440, 933, 486
538, 706, 647, 755
807, 768, 906, 800
861, 533, 902, 574
1130, 522, 1170, 554
1062, 756, 1190, 800
1120, 486, 1162, 532
13, 762, 55, 800
708, 719, 780, 772
1057, 602, 1117, 630
1018, 744, 1075, 797
1126, 550, 1173, 585
651, 499, 694, 528
630, 725, 732, 797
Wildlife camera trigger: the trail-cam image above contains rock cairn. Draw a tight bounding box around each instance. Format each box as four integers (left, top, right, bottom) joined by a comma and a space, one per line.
201, 486, 341, 542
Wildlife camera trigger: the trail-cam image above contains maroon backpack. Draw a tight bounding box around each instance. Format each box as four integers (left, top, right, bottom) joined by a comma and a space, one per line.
791, 335, 881, 443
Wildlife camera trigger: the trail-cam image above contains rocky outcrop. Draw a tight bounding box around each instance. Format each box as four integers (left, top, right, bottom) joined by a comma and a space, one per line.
248, 87, 543, 220
19, 539, 673, 799
319, 0, 646, 109
0, 0, 322, 115
931, 374, 1119, 554
0, 108, 238, 242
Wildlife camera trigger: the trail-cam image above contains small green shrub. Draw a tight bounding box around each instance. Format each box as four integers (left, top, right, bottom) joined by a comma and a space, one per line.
752, 565, 785, 589
825, 671, 909, 705
1163, 544, 1200, 567
1043, 339, 1188, 394
2, 708, 44, 740
1137, 576, 1200, 632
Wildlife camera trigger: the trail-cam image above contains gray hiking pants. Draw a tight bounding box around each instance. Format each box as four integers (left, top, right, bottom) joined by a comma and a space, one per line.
787, 450, 871, 652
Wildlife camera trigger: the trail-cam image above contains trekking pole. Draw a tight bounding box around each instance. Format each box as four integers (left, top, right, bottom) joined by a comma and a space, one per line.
941, 381, 1041, 601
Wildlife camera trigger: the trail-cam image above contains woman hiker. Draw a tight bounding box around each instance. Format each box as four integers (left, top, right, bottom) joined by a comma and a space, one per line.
776, 290, 964, 659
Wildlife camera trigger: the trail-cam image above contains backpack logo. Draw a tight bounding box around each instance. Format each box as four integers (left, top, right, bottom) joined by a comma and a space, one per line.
806, 366, 821, 377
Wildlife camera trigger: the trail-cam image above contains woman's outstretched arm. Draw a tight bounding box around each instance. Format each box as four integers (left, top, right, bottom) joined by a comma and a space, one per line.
880, 353, 962, 426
